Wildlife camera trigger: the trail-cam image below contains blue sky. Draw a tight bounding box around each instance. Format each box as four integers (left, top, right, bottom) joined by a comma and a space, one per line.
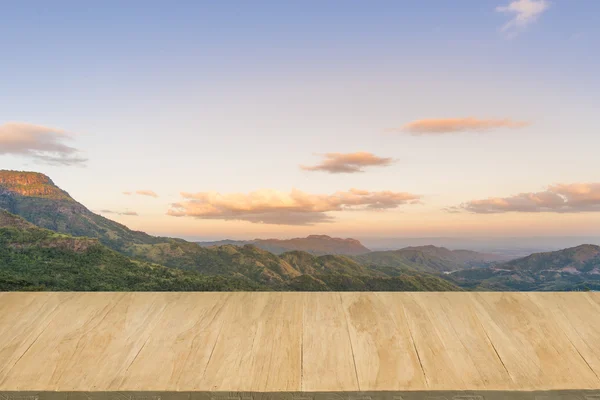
1, 1, 599, 239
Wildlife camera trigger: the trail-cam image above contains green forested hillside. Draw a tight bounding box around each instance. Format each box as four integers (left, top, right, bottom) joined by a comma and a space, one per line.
0, 209, 460, 291
353, 245, 507, 273
0, 210, 264, 291
447, 245, 600, 291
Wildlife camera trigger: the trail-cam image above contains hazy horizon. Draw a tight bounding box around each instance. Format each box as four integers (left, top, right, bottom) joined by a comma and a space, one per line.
2, 1, 599, 240
189, 233, 600, 256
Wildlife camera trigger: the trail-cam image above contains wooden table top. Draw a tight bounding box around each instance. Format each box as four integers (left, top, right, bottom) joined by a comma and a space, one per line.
1, 292, 599, 392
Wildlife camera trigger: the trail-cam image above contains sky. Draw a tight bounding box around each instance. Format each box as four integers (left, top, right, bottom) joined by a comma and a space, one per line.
1, 0, 599, 240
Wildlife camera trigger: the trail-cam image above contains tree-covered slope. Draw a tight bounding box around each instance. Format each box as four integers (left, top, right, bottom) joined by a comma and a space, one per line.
353, 245, 507, 273
447, 245, 600, 291
0, 210, 264, 291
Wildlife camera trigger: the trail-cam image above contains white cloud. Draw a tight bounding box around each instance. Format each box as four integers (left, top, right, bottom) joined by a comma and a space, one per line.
496, 0, 550, 36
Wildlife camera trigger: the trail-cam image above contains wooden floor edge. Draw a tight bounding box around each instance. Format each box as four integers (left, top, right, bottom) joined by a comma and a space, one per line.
2, 391, 600, 400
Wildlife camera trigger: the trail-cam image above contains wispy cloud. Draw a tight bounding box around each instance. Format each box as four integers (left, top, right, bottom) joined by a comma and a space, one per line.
300, 152, 395, 174
496, 0, 550, 37
123, 190, 158, 198
98, 209, 139, 216
136, 190, 159, 198
394, 117, 530, 135
457, 183, 600, 214
168, 188, 421, 225
0, 122, 87, 166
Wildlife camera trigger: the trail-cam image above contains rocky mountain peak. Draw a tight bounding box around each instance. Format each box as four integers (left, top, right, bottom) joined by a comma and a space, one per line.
0, 170, 70, 199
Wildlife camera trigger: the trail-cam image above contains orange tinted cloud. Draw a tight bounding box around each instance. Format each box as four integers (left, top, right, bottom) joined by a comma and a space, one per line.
168, 188, 421, 225
300, 152, 394, 173
459, 183, 600, 214
0, 122, 86, 166
396, 117, 530, 135
135, 190, 159, 198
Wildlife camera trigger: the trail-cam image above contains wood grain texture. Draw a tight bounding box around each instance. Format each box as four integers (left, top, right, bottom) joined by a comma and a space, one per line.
0, 292, 125, 390
381, 292, 467, 390
472, 292, 600, 390
385, 292, 515, 390
0, 293, 74, 385
116, 292, 229, 390
55, 292, 172, 390
0, 292, 599, 391
527, 292, 600, 381
302, 292, 359, 391
198, 292, 302, 391
341, 292, 425, 390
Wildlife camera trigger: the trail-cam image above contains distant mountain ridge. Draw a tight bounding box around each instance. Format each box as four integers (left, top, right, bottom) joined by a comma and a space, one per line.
197, 234, 371, 256
353, 245, 511, 273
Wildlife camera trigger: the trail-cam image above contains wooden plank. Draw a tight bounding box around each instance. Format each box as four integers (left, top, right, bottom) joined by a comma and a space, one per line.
341, 292, 425, 390
381, 292, 469, 390
302, 292, 359, 391
590, 291, 600, 309
117, 292, 230, 390
0, 292, 126, 390
472, 292, 600, 390
1, 292, 600, 392
527, 292, 600, 380
52, 292, 172, 390
405, 292, 515, 390
198, 292, 303, 391
0, 293, 74, 384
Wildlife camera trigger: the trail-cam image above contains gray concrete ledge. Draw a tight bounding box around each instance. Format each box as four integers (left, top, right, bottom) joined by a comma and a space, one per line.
2, 392, 600, 400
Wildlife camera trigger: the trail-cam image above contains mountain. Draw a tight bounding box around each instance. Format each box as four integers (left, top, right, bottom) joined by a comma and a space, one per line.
0, 170, 460, 291
0, 171, 164, 250
359, 236, 600, 258
280, 251, 383, 276
198, 234, 371, 256
353, 245, 508, 274
448, 244, 600, 291
0, 171, 293, 283
0, 210, 263, 291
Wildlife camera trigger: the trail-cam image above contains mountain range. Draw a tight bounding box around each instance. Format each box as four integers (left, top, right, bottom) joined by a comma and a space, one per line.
448, 244, 600, 291
2, 170, 599, 292
0, 170, 460, 291
353, 245, 511, 274
198, 235, 370, 256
